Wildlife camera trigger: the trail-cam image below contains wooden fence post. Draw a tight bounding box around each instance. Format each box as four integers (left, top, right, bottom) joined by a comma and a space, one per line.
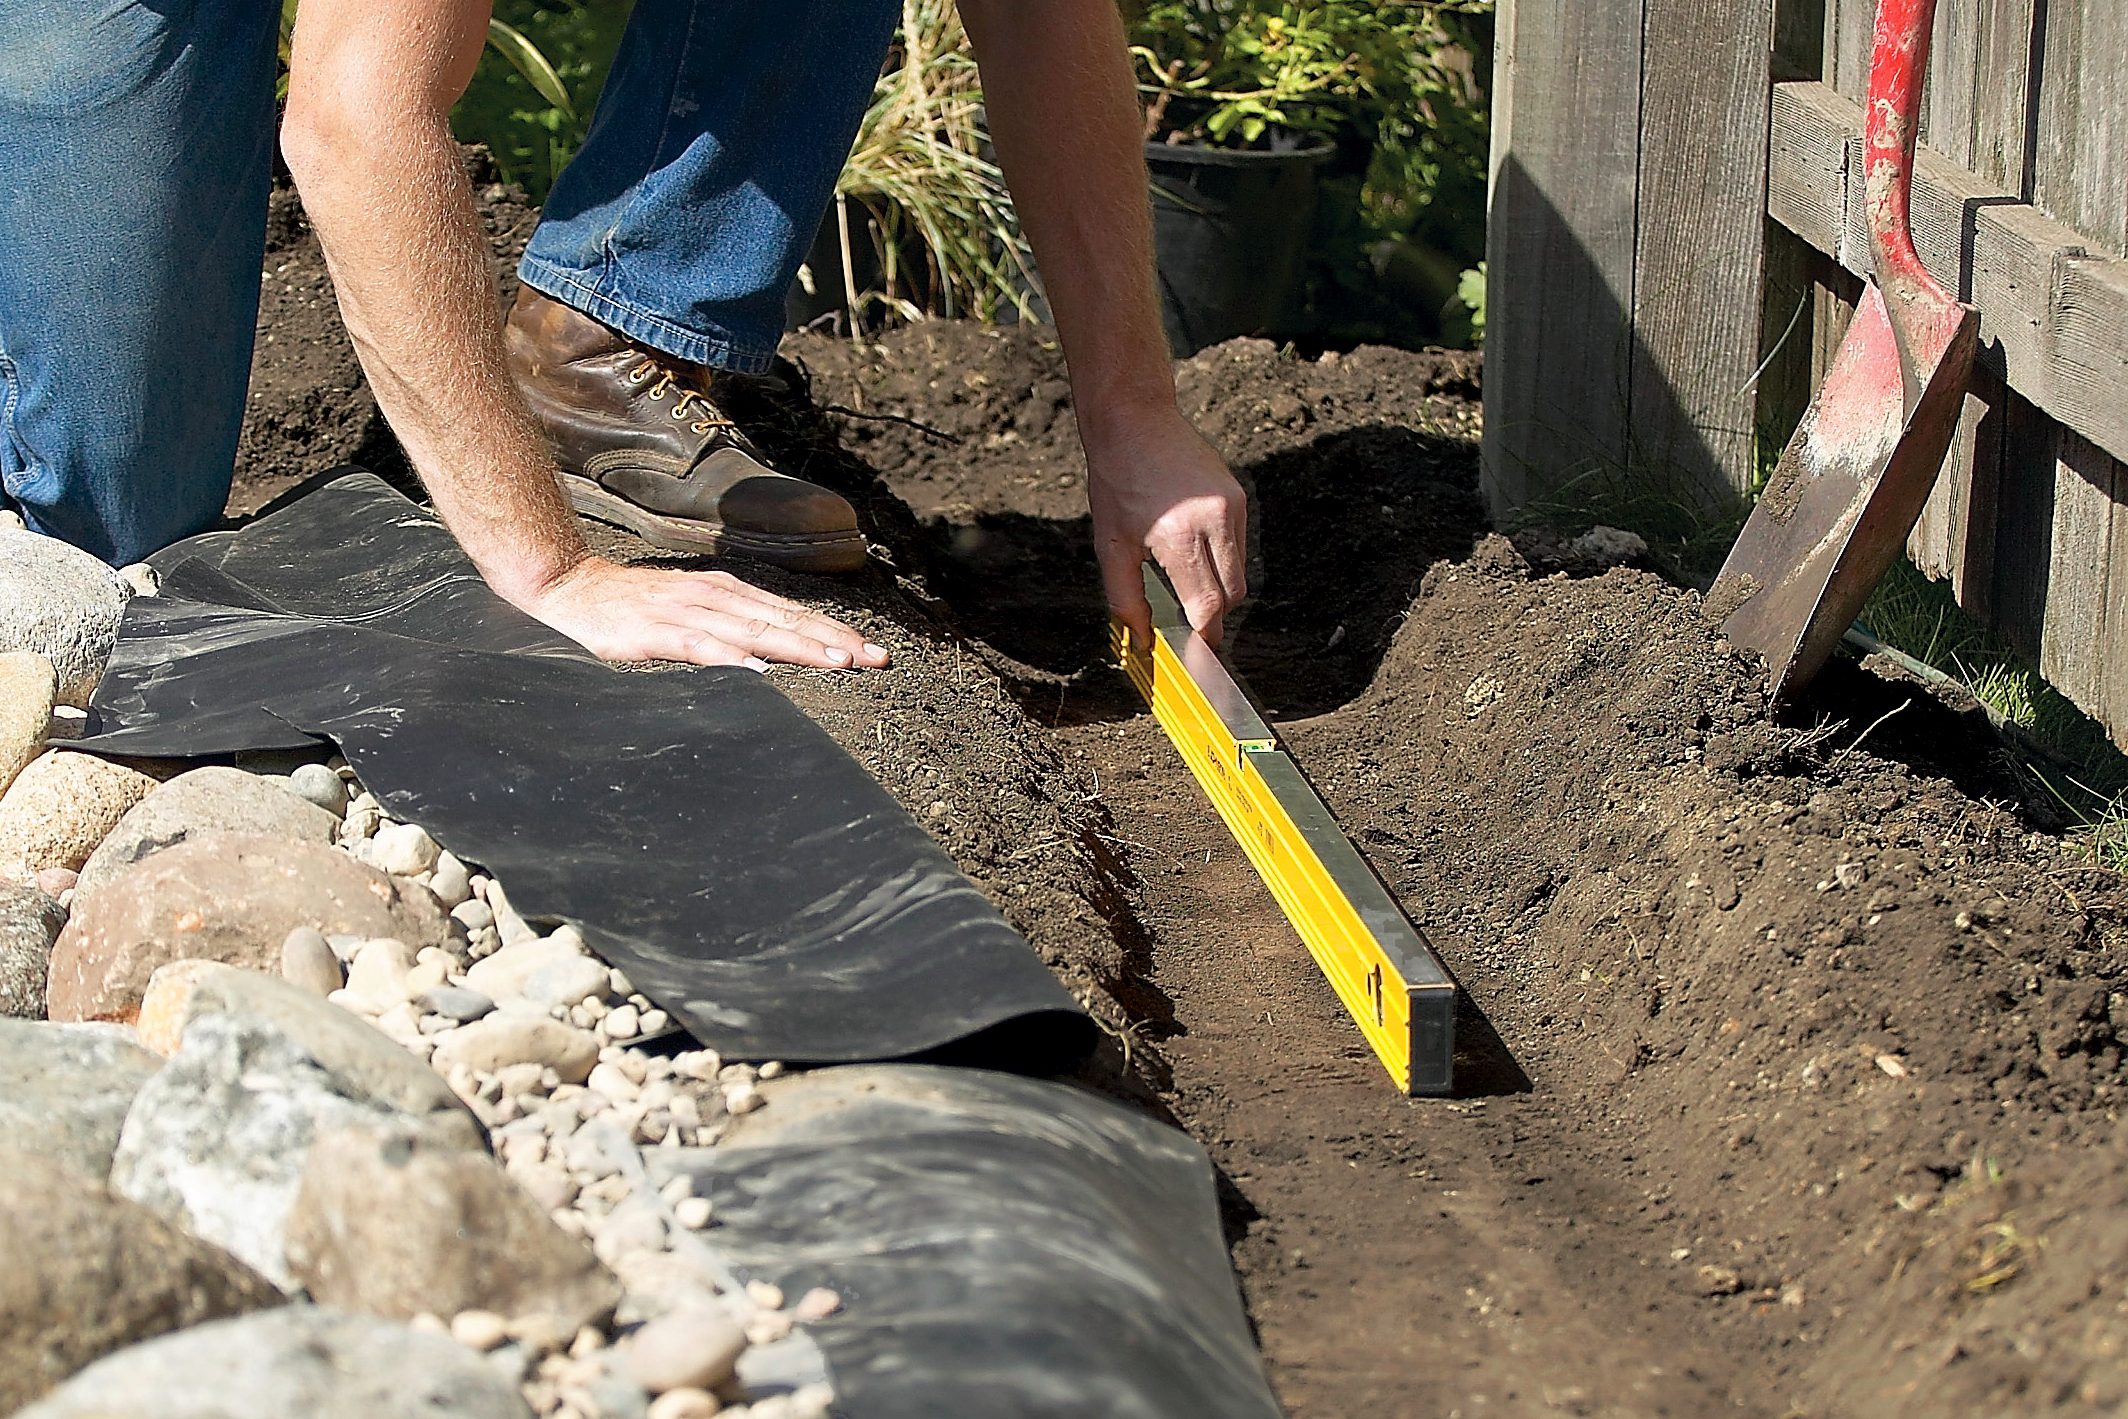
1485, 0, 1776, 528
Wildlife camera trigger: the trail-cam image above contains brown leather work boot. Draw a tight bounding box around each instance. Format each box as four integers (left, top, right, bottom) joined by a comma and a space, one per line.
502, 287, 866, 572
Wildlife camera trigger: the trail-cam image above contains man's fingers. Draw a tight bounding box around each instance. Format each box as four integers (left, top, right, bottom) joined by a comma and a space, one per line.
1207, 500, 1248, 607
1151, 533, 1234, 649
1097, 540, 1154, 649
682, 575, 889, 667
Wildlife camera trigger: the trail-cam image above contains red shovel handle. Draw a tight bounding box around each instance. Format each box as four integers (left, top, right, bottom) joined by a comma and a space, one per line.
1863, 0, 1955, 308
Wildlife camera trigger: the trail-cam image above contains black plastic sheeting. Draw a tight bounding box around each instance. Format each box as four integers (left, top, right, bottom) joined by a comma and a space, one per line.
65, 471, 1093, 1070
653, 1065, 1284, 1419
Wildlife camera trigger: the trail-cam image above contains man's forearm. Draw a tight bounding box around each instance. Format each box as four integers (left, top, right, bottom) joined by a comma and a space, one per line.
960, 0, 1249, 645
283, 3, 586, 606
958, 0, 1175, 430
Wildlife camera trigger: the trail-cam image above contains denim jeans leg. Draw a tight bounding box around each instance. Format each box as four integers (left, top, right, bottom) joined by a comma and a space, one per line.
520, 0, 902, 373
0, 0, 280, 565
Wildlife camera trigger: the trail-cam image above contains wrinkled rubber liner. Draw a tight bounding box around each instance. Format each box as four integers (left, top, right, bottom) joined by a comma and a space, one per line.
66, 471, 1092, 1070
656, 1065, 1283, 1419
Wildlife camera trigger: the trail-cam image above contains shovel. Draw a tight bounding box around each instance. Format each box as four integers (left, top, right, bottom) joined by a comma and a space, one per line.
1707, 0, 1978, 700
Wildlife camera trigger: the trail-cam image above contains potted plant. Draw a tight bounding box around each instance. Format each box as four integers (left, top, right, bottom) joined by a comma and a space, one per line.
1126, 1, 1389, 352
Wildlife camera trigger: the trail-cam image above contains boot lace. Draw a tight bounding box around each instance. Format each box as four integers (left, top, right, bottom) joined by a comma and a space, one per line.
626, 357, 737, 436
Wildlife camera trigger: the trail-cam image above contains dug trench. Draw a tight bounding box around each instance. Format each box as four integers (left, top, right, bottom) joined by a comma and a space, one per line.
239, 176, 2128, 1418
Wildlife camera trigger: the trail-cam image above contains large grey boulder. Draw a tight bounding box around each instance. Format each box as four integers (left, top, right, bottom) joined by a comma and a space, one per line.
134, 960, 483, 1151
0, 750, 159, 876
287, 1119, 620, 1332
0, 651, 55, 799
0, 1018, 159, 1175
15, 1305, 533, 1419
0, 881, 65, 1018
76, 766, 340, 898
0, 528, 131, 708
110, 1012, 475, 1288
0, 1150, 282, 1413
47, 832, 454, 1023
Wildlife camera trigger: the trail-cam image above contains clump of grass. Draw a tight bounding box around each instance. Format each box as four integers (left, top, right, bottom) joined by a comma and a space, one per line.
1508, 456, 1746, 583
1859, 557, 2128, 862
829, 0, 1038, 330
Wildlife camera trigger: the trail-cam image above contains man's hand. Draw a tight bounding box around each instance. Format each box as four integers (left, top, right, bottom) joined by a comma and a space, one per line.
510, 557, 891, 671
1083, 405, 1248, 648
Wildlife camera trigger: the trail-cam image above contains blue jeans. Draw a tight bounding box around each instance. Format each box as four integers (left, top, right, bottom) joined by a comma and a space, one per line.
0, 0, 898, 566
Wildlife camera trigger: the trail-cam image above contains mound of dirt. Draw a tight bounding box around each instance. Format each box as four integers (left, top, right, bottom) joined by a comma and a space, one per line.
1289, 539, 2128, 1414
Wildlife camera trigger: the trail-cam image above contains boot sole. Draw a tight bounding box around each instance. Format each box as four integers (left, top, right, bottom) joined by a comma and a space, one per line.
561, 474, 869, 574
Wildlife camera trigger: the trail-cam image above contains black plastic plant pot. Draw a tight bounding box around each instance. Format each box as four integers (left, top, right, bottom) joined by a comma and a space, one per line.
1146, 136, 1332, 357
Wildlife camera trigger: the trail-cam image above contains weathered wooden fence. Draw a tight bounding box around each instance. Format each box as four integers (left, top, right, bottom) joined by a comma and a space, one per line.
1485, 0, 2128, 745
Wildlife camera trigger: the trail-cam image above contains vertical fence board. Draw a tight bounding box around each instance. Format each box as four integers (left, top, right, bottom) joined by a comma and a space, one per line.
2034, 0, 2128, 258
1920, 0, 1979, 165
1630, 0, 1777, 501
2039, 430, 2119, 708
1482, 0, 1647, 514
2104, 454, 2128, 739
1972, 0, 2039, 194
1828, 0, 1872, 103
1987, 392, 2061, 666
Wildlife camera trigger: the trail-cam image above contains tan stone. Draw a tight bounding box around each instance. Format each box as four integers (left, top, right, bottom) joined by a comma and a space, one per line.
47, 833, 454, 1024
0, 653, 56, 800
0, 1150, 283, 1412
0, 751, 156, 874
286, 1121, 619, 1333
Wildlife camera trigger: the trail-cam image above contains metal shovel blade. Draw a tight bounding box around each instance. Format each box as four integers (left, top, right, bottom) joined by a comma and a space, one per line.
1707, 283, 1977, 700
1706, 0, 1978, 702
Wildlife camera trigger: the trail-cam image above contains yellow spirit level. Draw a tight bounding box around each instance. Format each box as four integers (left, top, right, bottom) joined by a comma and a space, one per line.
1113, 571, 1456, 1095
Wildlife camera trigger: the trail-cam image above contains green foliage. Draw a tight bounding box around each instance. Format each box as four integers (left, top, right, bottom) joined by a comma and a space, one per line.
1130, 0, 1482, 150
450, 1, 629, 199
1128, 0, 1493, 347
829, 0, 1036, 328
1446, 260, 1485, 345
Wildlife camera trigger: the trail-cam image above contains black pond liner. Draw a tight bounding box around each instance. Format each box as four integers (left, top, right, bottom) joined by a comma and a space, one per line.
658, 1065, 1283, 1419
64, 470, 1286, 1415
63, 470, 1093, 1071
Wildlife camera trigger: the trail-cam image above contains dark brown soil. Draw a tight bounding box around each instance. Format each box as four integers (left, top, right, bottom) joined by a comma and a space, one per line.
234, 177, 2128, 1418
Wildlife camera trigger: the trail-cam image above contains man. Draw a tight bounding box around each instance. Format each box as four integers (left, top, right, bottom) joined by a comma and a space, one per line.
0, 0, 1245, 671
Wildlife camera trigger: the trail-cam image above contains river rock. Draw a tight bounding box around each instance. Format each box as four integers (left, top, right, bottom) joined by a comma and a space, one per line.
0, 751, 158, 875
47, 833, 453, 1024
0, 1150, 283, 1412
110, 1012, 474, 1286
0, 1019, 159, 1176
280, 926, 344, 995
286, 763, 348, 815
431, 1014, 600, 1084
464, 934, 589, 999
0, 527, 131, 708
342, 936, 416, 1011
132, 960, 483, 1151
14, 1305, 534, 1419
417, 983, 495, 1022
287, 1119, 620, 1331
76, 766, 340, 897
0, 652, 55, 799
371, 821, 441, 876
429, 850, 473, 907
621, 1303, 749, 1394
0, 881, 65, 1017
525, 954, 611, 1009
